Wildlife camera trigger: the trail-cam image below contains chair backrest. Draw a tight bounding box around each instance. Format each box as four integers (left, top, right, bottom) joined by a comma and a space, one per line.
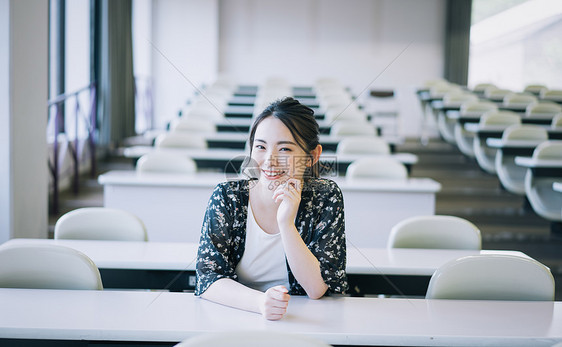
154, 132, 207, 149
525, 102, 562, 117
532, 140, 562, 160
478, 110, 521, 126
472, 83, 496, 93
429, 83, 462, 98
325, 107, 367, 123
484, 88, 512, 101
459, 100, 498, 116
387, 215, 481, 250
425, 254, 555, 301
336, 137, 390, 155
552, 114, 562, 128
54, 207, 148, 241
540, 89, 562, 102
442, 91, 478, 107
170, 118, 216, 133
501, 124, 549, 141
0, 243, 103, 290
503, 92, 538, 107
523, 84, 548, 95
346, 157, 408, 181
330, 121, 377, 137
175, 331, 331, 347
136, 152, 197, 175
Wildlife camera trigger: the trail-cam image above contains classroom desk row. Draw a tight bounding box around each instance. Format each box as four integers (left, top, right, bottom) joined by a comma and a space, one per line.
1, 238, 530, 296
97, 171, 441, 247
1, 288, 561, 346
122, 146, 416, 174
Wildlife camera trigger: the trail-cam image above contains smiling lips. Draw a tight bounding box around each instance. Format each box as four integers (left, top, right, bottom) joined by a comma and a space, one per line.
262, 169, 286, 180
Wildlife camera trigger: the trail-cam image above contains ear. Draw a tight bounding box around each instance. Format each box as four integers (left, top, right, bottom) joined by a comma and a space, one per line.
308, 144, 322, 166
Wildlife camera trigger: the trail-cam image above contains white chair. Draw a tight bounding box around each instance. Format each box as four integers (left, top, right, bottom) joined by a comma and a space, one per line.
175, 331, 331, 347
454, 101, 498, 158
540, 89, 562, 102
0, 243, 103, 290
484, 88, 512, 102
524, 84, 548, 96
552, 114, 562, 128
387, 215, 481, 250
324, 106, 367, 123
472, 83, 497, 94
437, 92, 478, 144
346, 157, 408, 182
524, 141, 562, 222
495, 125, 548, 195
503, 93, 538, 109
54, 207, 148, 241
136, 152, 197, 175
473, 111, 521, 174
330, 120, 377, 137
336, 137, 390, 155
525, 102, 562, 118
154, 132, 207, 149
170, 118, 216, 133
425, 254, 555, 301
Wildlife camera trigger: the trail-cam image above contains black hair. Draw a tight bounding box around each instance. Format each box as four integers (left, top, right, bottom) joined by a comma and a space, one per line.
249, 97, 321, 178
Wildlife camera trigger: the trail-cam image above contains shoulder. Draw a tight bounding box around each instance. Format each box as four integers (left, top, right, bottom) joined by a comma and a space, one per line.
212, 180, 249, 196
304, 177, 342, 195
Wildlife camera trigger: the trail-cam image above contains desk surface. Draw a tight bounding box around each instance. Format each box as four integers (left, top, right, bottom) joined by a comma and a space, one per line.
514, 156, 562, 168
121, 146, 418, 165
98, 171, 439, 193
486, 138, 545, 149
1, 288, 560, 346
2, 239, 528, 276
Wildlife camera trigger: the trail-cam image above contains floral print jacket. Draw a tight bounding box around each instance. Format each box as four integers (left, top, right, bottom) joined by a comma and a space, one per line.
195, 178, 348, 296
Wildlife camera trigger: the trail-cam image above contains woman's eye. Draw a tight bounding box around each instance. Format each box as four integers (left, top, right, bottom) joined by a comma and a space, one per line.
254, 144, 265, 150
279, 147, 292, 152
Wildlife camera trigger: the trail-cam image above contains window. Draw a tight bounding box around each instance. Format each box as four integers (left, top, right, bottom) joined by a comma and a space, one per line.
468, 0, 562, 90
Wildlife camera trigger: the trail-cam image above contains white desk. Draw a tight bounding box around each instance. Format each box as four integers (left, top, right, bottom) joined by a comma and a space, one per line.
486, 138, 545, 150
554, 182, 562, 192
121, 146, 417, 176
1, 238, 524, 294
98, 171, 440, 246
1, 288, 560, 346
515, 157, 562, 170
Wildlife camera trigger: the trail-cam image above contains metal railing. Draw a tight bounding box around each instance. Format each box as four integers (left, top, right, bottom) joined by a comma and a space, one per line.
47, 82, 97, 214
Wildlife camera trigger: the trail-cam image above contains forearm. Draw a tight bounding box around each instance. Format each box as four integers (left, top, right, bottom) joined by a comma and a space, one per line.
200, 278, 264, 314
280, 224, 328, 299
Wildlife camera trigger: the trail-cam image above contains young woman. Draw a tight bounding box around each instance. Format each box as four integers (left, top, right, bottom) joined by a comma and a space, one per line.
195, 97, 347, 320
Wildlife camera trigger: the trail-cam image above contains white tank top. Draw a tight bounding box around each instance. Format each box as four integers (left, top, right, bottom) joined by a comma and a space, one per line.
235, 203, 290, 292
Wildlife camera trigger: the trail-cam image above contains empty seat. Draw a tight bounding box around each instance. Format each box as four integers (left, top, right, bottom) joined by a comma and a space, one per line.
336, 137, 390, 155
473, 111, 521, 174
503, 93, 538, 108
330, 120, 377, 137
0, 243, 103, 290
346, 157, 408, 182
154, 132, 207, 149
524, 140, 562, 222
387, 215, 481, 250
495, 124, 548, 195
425, 254, 554, 301
54, 207, 148, 241
525, 102, 562, 118
523, 84, 548, 96
437, 92, 478, 144
170, 118, 216, 133
540, 89, 562, 102
136, 152, 197, 175
484, 88, 512, 102
455, 101, 498, 158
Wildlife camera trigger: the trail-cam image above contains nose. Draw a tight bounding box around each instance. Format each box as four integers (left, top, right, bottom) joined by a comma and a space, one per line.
265, 151, 278, 166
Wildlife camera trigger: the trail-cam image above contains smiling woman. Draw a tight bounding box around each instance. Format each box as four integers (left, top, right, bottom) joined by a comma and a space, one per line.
195, 97, 348, 321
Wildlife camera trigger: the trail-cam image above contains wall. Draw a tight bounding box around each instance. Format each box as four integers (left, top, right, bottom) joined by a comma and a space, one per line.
147, 0, 446, 136
0, 0, 49, 242
218, 0, 445, 136
151, 0, 219, 129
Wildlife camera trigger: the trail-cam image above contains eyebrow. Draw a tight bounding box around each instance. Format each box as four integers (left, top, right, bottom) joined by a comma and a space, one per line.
254, 139, 297, 146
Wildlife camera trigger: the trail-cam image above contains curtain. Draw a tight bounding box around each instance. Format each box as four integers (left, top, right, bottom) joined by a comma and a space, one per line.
444, 0, 472, 85
98, 0, 135, 148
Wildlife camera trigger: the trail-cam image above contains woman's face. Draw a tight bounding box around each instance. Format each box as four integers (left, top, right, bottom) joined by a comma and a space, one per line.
251, 117, 309, 187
